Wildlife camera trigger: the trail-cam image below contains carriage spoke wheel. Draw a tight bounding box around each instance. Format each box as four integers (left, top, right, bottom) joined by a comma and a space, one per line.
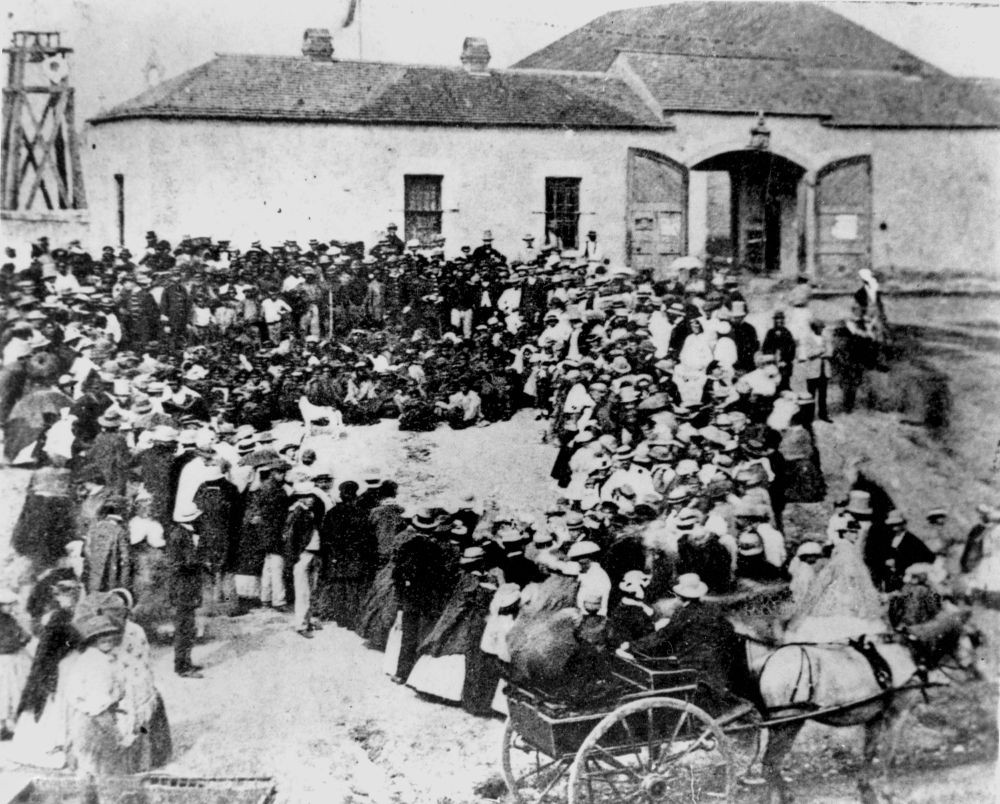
502, 717, 571, 803
568, 697, 735, 804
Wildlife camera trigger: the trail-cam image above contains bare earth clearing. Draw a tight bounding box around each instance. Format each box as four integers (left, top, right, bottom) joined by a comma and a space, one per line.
0, 293, 997, 802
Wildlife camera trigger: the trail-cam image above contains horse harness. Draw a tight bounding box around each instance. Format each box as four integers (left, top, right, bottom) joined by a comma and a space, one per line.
847, 636, 894, 690
759, 634, 898, 711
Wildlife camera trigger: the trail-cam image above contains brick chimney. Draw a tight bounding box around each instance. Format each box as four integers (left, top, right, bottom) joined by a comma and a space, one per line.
302, 28, 334, 62
460, 37, 490, 73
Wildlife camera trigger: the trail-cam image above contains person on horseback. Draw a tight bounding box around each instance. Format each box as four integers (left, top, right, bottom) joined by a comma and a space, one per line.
620, 573, 753, 720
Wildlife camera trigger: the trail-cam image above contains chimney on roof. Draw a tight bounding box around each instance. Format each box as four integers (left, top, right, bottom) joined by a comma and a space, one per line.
460, 37, 490, 73
302, 28, 334, 62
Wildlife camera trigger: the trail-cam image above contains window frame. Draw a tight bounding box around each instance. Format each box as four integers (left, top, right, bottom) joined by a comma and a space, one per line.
404, 174, 443, 245
545, 177, 581, 250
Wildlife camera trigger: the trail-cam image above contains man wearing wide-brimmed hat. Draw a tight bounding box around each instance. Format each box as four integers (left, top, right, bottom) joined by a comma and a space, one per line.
169, 504, 207, 678
470, 230, 505, 266
79, 408, 130, 496
866, 508, 936, 593
627, 572, 745, 716
233, 453, 290, 616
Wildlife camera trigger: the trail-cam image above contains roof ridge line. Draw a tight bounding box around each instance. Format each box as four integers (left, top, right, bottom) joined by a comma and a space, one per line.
214, 52, 619, 79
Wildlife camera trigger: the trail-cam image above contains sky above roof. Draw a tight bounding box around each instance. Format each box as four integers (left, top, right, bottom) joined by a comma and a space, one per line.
5, 0, 999, 123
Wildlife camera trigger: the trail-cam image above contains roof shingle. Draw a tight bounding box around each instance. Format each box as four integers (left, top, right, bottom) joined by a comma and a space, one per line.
90, 55, 665, 129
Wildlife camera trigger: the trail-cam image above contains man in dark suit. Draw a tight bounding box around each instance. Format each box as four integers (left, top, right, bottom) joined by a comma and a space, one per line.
762, 311, 796, 391
867, 509, 936, 592
728, 300, 760, 375
384, 223, 405, 254
168, 505, 207, 678
626, 573, 748, 717
470, 231, 505, 267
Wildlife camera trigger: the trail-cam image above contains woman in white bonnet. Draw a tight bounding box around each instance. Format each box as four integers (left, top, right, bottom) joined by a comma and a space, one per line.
854, 268, 888, 343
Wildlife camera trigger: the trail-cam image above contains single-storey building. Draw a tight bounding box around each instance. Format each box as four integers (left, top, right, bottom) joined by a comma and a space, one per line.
86, 2, 1000, 278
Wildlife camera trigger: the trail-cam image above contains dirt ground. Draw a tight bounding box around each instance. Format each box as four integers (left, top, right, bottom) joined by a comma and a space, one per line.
0, 292, 997, 802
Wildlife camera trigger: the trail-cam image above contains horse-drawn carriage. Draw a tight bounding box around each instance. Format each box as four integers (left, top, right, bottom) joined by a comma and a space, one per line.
501, 653, 762, 803
500, 626, 968, 804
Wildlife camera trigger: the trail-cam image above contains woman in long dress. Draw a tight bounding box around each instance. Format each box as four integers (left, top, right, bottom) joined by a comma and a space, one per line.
62, 613, 131, 775
102, 589, 172, 769
11, 454, 77, 572
10, 570, 82, 769
315, 482, 378, 629
405, 547, 498, 709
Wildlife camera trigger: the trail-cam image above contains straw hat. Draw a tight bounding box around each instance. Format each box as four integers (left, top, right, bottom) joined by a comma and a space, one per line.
566, 540, 600, 560
410, 508, 441, 531
672, 573, 708, 600
97, 408, 124, 428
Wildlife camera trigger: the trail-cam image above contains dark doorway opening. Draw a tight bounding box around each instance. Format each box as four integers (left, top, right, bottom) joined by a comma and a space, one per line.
692, 151, 805, 275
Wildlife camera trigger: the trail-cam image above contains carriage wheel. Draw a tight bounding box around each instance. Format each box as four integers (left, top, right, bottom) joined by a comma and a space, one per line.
501, 717, 572, 803
568, 697, 735, 803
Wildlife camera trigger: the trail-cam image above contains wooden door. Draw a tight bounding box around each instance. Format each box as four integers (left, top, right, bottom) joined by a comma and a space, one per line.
816, 156, 872, 280
627, 149, 687, 274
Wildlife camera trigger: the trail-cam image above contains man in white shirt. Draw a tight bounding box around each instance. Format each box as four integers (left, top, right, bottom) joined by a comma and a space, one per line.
538, 310, 572, 352
514, 234, 538, 266
261, 291, 292, 344
438, 383, 482, 429
281, 266, 305, 293
568, 541, 611, 615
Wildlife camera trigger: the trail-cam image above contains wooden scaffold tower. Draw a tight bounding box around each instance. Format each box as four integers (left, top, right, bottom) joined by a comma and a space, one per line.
2, 31, 86, 212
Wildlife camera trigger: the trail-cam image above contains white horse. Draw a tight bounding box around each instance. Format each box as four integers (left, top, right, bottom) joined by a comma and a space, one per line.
742, 626, 974, 804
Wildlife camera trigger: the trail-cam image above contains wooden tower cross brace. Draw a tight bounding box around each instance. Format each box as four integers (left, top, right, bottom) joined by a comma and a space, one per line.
2, 31, 87, 211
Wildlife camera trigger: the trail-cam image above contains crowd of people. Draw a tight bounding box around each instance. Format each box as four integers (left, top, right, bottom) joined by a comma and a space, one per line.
0, 225, 990, 774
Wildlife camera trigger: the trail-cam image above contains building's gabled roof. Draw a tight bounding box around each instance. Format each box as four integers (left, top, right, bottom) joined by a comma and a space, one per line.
514, 2, 939, 74
619, 52, 831, 117
617, 51, 1000, 126
513, 3, 1000, 128
89, 54, 666, 129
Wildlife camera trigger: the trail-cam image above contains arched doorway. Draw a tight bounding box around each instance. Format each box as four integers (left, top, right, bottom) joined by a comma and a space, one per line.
690, 150, 806, 275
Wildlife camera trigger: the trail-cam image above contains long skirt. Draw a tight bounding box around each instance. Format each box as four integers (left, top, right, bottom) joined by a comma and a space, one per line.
356, 564, 398, 650
549, 434, 576, 487
148, 692, 172, 768
131, 546, 175, 633
406, 654, 465, 701
0, 651, 32, 725
10, 692, 69, 769
382, 612, 403, 675
68, 708, 130, 775
325, 577, 367, 631
462, 649, 502, 717
12, 494, 76, 568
